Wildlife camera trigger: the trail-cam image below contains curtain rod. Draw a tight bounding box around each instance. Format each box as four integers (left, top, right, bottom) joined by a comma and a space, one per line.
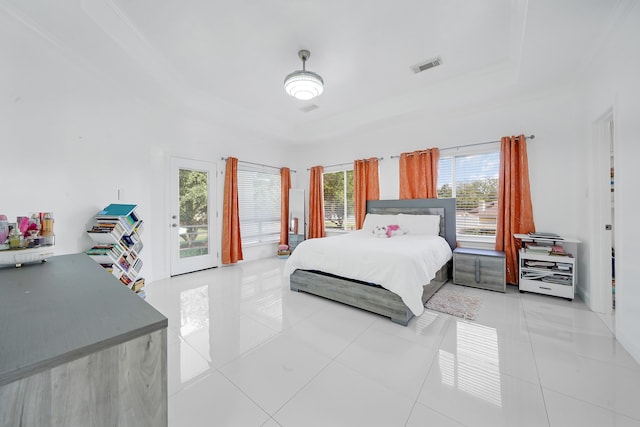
306, 157, 384, 171
390, 135, 535, 159
221, 157, 297, 173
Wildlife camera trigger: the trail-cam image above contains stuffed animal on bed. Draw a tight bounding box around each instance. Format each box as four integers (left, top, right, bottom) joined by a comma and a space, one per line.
386, 224, 406, 237
372, 224, 406, 238
372, 225, 388, 238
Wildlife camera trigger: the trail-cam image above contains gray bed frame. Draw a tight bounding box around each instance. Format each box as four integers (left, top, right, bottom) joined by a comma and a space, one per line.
290, 198, 457, 326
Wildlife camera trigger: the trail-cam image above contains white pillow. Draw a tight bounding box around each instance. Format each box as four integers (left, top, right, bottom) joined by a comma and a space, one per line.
398, 214, 441, 236
362, 213, 400, 233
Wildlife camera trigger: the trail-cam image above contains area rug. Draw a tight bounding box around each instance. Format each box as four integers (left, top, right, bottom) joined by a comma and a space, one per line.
425, 290, 482, 320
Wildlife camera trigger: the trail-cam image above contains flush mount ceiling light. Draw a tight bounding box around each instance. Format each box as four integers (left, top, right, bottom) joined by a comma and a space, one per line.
284, 49, 324, 100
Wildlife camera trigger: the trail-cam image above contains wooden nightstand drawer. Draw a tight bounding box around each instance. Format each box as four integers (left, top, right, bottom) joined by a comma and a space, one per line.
453, 248, 506, 292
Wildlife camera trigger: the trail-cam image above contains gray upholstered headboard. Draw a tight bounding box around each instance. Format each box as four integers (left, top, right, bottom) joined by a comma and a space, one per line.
366, 198, 457, 250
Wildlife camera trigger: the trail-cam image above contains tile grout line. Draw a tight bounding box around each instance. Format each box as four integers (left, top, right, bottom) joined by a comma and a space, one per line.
521, 293, 553, 427
268, 314, 379, 420
404, 313, 457, 427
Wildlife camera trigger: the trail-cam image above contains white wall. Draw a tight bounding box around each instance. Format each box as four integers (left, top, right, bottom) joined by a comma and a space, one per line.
289, 88, 583, 240
0, 11, 290, 283
578, 1, 640, 363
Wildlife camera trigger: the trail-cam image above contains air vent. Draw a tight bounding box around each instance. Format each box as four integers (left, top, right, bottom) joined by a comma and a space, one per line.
299, 104, 319, 113
411, 56, 442, 74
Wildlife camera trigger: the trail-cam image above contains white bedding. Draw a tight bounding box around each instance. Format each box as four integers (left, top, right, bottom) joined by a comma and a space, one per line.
284, 231, 453, 316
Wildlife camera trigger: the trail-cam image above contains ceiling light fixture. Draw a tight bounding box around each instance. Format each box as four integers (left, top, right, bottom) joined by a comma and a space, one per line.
284, 50, 324, 100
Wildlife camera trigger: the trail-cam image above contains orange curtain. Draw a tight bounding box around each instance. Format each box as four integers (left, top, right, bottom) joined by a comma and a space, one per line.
399, 148, 440, 199
280, 167, 291, 245
495, 135, 535, 284
354, 158, 380, 229
308, 166, 325, 239
222, 157, 243, 264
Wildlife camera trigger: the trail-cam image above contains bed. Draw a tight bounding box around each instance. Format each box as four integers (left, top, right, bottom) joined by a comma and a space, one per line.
285, 198, 456, 325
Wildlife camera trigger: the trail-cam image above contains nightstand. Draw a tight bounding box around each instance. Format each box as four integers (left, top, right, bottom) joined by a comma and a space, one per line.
453, 247, 506, 292
514, 233, 580, 300
288, 233, 304, 252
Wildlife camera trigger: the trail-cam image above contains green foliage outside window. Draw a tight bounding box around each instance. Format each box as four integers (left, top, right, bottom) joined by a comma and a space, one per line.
179, 170, 209, 256
323, 170, 355, 230
179, 169, 208, 226
454, 178, 498, 211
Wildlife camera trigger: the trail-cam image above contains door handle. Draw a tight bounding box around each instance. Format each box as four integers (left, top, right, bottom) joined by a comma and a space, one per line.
475, 258, 481, 283
172, 224, 177, 228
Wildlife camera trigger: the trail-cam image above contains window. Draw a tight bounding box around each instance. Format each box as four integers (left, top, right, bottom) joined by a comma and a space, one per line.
323, 169, 355, 231
237, 167, 281, 245
437, 149, 500, 241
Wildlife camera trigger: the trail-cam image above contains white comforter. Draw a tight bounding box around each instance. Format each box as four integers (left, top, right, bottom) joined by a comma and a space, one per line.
284, 231, 453, 316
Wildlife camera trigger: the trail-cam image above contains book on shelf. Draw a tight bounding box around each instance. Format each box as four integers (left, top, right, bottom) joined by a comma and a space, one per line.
120, 274, 132, 286
132, 278, 145, 292
97, 204, 137, 217
95, 205, 140, 234
527, 231, 563, 240
87, 221, 126, 241
131, 258, 143, 274
86, 246, 112, 255
87, 242, 125, 262
132, 240, 143, 254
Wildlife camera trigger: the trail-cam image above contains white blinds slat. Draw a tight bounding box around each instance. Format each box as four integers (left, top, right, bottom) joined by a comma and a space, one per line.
237, 168, 281, 245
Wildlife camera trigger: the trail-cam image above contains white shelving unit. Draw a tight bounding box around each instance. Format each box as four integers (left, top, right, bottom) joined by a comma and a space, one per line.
86, 204, 145, 296
515, 234, 580, 300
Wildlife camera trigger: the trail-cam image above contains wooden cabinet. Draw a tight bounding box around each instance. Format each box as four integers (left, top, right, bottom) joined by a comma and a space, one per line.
0, 254, 167, 426
453, 248, 506, 292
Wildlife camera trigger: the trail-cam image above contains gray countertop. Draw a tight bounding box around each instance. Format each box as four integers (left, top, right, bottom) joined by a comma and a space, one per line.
0, 253, 167, 386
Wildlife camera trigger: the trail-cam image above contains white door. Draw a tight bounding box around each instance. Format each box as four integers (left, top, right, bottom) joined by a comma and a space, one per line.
591, 112, 615, 313
170, 157, 218, 276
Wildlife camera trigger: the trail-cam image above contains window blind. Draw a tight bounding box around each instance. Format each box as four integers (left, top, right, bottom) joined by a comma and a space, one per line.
237, 167, 281, 245
438, 150, 500, 239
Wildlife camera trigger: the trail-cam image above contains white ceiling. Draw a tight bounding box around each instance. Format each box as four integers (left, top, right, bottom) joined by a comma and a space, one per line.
1, 0, 628, 142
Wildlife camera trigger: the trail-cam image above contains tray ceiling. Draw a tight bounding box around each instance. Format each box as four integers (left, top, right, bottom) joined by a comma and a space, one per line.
0, 0, 628, 142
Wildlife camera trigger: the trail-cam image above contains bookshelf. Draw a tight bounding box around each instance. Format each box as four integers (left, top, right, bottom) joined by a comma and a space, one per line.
514, 233, 580, 300
86, 204, 145, 297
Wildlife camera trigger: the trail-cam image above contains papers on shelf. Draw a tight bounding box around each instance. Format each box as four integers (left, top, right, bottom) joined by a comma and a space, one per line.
522, 271, 548, 280
541, 275, 572, 285
527, 232, 563, 240
524, 260, 555, 268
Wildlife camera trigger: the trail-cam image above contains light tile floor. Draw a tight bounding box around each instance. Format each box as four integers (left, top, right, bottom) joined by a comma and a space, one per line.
145, 258, 640, 427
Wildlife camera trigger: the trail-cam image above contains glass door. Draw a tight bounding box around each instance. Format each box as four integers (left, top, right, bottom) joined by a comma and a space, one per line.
170, 157, 217, 276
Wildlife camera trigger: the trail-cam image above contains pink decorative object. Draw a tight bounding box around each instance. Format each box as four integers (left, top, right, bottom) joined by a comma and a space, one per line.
0, 215, 8, 244
386, 224, 400, 238
386, 224, 406, 237
18, 217, 29, 235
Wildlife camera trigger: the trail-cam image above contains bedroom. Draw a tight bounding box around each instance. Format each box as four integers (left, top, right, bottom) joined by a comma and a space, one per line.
1, 0, 639, 425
